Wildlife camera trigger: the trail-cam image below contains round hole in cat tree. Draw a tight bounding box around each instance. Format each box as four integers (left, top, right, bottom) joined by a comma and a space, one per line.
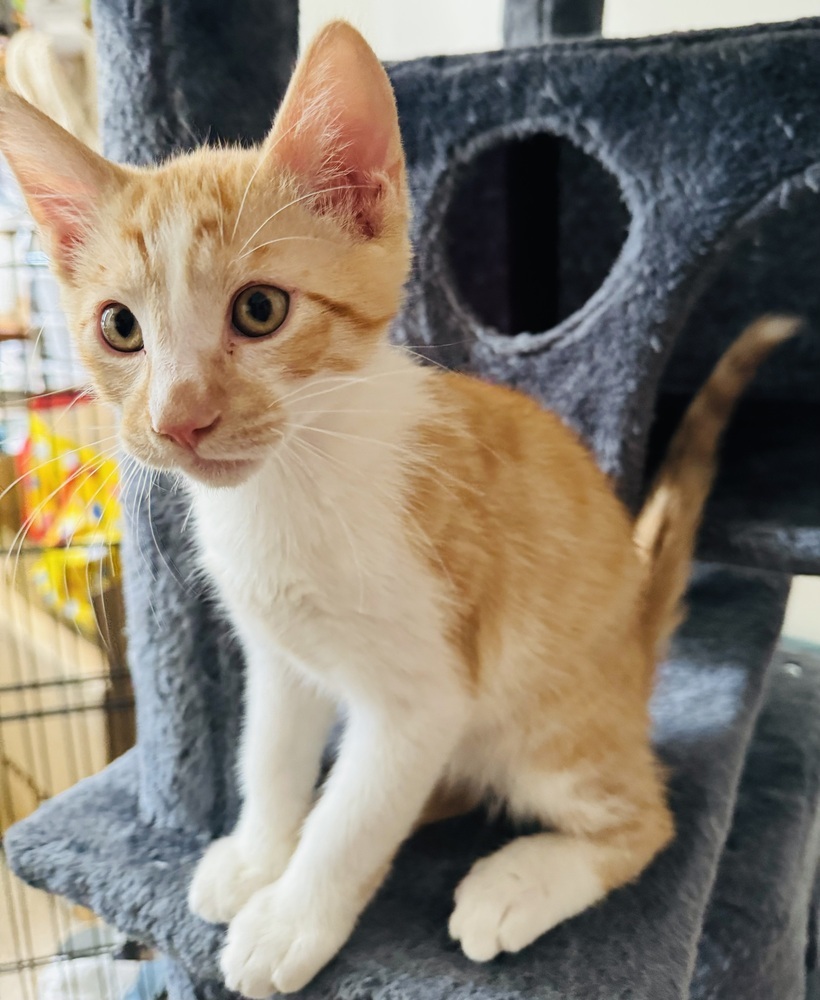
443, 133, 631, 336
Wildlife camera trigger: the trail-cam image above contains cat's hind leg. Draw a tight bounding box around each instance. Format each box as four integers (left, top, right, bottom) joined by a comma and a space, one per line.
415, 781, 482, 830
448, 749, 673, 962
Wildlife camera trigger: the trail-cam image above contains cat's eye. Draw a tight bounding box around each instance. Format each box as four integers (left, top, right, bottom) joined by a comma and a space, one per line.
100, 304, 144, 353
231, 285, 289, 338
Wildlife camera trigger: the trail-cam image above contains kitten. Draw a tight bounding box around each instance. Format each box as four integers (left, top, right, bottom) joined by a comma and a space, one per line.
0, 22, 796, 998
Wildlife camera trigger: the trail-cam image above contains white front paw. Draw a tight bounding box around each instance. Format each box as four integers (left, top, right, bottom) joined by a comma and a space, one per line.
220, 880, 355, 997
448, 837, 604, 962
188, 834, 294, 925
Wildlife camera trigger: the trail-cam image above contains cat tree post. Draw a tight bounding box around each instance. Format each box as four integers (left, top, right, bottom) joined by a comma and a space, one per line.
93, 0, 298, 162
90, 0, 298, 835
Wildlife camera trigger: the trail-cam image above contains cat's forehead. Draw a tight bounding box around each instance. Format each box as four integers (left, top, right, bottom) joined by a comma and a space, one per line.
102, 150, 266, 290
124, 150, 256, 238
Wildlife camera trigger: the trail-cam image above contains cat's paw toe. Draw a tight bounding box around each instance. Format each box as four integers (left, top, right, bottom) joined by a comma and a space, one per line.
449, 839, 603, 962
448, 857, 515, 962
448, 869, 547, 961
188, 835, 291, 925
220, 882, 353, 996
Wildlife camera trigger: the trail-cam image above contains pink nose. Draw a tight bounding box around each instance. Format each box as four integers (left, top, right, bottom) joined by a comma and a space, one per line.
155, 413, 220, 451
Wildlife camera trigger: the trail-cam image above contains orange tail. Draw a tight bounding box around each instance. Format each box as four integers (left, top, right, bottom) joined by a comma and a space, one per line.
634, 315, 800, 659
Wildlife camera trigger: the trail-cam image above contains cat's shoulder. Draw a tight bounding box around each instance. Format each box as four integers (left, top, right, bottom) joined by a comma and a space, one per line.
424, 366, 581, 449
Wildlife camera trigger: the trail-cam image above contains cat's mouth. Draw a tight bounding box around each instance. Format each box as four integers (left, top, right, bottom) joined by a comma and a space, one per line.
124, 431, 266, 487
178, 454, 262, 487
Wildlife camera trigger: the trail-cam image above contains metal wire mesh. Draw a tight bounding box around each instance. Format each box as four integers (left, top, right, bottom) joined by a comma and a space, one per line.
0, 163, 159, 1000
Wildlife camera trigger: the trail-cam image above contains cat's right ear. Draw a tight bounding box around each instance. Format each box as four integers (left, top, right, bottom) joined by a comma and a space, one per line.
0, 91, 123, 277
261, 21, 406, 240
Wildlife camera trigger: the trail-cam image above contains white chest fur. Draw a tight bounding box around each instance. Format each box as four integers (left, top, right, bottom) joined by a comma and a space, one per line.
188, 347, 452, 695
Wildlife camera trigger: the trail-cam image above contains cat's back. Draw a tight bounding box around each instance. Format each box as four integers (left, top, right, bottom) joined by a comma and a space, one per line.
424, 367, 634, 540
412, 367, 646, 667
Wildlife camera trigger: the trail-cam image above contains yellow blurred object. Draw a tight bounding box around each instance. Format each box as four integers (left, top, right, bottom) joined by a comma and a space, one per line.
16, 394, 121, 634
29, 545, 121, 635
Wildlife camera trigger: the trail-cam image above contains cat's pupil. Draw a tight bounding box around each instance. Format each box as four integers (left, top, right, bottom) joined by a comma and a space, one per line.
114, 308, 135, 339
246, 292, 272, 323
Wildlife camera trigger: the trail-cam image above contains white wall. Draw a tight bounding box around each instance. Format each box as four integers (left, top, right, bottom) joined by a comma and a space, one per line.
300, 0, 819, 57
299, 0, 504, 59
604, 0, 820, 36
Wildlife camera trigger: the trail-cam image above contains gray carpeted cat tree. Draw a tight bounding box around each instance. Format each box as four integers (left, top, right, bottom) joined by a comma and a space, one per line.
5, 2, 820, 998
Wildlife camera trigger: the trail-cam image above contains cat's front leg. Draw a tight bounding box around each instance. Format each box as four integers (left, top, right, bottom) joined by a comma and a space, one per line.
220, 678, 468, 996
189, 653, 335, 925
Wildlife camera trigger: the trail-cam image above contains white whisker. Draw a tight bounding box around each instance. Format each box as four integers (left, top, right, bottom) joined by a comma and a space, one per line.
292, 433, 457, 598
0, 435, 119, 504
239, 234, 332, 259
230, 150, 268, 243
230, 113, 310, 242
273, 364, 420, 411
237, 183, 377, 256
294, 423, 481, 500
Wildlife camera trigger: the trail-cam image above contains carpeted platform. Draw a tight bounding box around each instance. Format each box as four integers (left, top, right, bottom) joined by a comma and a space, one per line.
10, 565, 814, 999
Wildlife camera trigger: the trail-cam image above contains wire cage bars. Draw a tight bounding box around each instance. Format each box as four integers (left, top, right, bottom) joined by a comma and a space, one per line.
0, 158, 154, 1000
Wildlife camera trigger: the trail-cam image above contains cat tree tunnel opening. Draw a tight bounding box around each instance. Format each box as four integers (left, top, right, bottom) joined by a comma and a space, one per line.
443, 132, 631, 336
646, 181, 820, 575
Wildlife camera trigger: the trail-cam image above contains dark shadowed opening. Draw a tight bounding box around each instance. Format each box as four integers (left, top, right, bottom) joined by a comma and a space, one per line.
444, 133, 630, 336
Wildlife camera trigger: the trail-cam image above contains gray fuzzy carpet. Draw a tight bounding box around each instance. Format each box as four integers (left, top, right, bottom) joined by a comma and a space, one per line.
5, 8, 820, 1000
388, 18, 820, 545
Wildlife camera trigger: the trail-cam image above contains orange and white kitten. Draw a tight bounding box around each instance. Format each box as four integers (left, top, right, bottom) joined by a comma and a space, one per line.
0, 22, 796, 998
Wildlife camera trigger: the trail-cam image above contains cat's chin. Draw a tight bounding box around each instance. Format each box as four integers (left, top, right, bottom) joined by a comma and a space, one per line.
179, 455, 263, 488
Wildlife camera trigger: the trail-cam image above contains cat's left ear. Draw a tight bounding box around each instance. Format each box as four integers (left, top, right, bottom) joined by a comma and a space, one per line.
0, 91, 124, 276
263, 21, 406, 239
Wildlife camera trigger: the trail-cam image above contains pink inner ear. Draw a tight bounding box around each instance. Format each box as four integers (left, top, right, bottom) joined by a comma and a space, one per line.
11, 166, 97, 273
308, 117, 393, 239
327, 72, 396, 176
34, 188, 90, 261
269, 28, 402, 238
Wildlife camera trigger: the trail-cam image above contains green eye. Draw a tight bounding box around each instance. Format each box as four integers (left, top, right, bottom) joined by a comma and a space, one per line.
100, 303, 143, 353
232, 285, 289, 338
